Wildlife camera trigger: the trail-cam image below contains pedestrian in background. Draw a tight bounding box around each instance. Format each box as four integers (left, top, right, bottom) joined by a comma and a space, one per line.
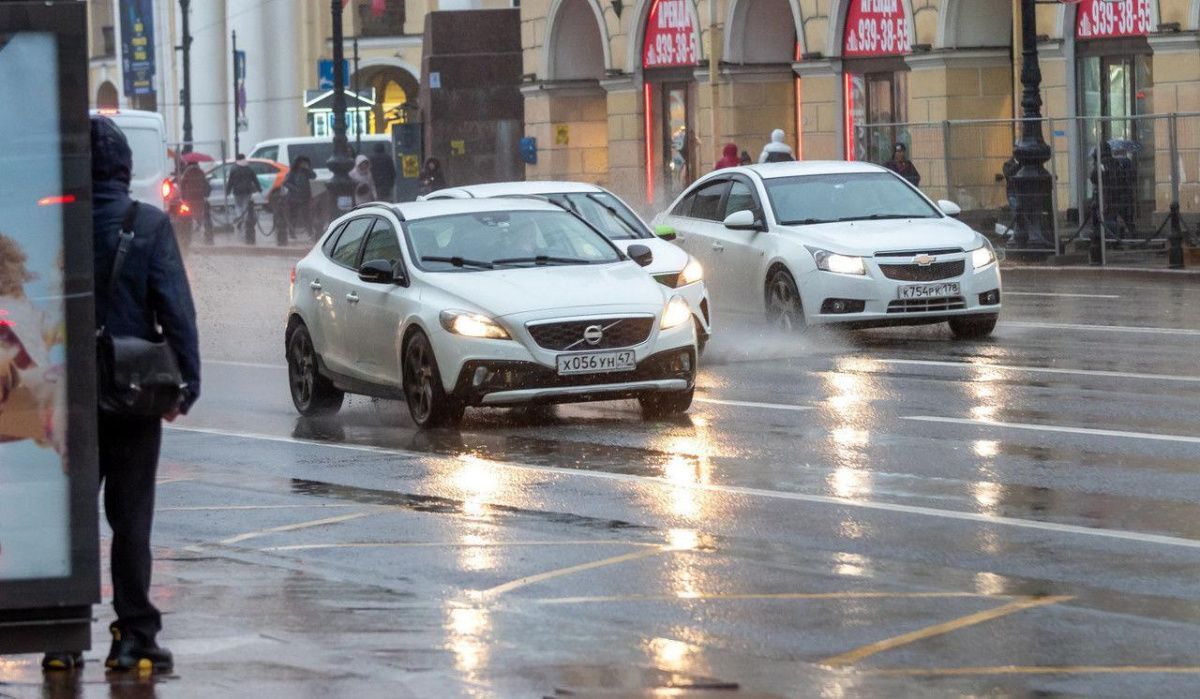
226, 154, 261, 245
739, 150, 753, 166
883, 142, 921, 187
177, 161, 210, 247
418, 157, 447, 196
42, 116, 201, 675
368, 143, 396, 202
283, 156, 317, 243
715, 143, 740, 171
758, 129, 795, 163
350, 154, 377, 205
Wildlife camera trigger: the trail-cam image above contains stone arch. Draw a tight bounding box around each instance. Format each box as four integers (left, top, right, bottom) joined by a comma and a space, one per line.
545, 0, 610, 80
96, 80, 119, 109
724, 0, 803, 63
826, 0, 917, 58
351, 58, 421, 133
937, 0, 1011, 49
627, 0, 704, 75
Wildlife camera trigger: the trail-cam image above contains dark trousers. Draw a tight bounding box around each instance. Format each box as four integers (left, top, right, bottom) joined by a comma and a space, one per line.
98, 411, 163, 640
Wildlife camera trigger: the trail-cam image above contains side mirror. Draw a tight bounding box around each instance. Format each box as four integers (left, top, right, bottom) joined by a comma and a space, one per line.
358, 259, 396, 284
654, 224, 677, 241
723, 209, 761, 231
938, 200, 962, 217
627, 244, 654, 268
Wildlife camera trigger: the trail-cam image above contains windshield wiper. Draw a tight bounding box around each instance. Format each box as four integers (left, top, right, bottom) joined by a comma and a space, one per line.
420, 255, 494, 269
780, 218, 834, 226
583, 194, 646, 238
836, 214, 929, 222
491, 255, 593, 266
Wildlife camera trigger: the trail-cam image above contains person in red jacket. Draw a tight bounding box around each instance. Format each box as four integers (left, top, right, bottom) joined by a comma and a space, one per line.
714, 143, 740, 171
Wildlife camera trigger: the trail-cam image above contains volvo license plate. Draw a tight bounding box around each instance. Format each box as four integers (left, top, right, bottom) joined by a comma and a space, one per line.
557, 350, 636, 376
898, 282, 961, 299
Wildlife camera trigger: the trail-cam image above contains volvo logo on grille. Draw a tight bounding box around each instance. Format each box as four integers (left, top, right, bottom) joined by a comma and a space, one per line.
583, 325, 604, 345
913, 254, 937, 266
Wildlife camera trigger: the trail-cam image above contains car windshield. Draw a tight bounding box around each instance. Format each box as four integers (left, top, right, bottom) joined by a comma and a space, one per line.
407, 210, 623, 272
765, 172, 941, 226
555, 192, 650, 240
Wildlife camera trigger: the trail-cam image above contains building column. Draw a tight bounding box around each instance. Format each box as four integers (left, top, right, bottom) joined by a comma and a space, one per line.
793, 59, 841, 161
602, 75, 649, 210
521, 80, 610, 183
188, 0, 227, 152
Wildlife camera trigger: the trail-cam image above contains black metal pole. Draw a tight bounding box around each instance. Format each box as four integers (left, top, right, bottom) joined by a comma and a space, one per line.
1009, 0, 1054, 250
180, 0, 193, 152
353, 35, 361, 152
231, 30, 239, 158
327, 0, 355, 216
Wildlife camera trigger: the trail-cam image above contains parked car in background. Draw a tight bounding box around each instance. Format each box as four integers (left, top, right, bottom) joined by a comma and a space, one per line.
249, 135, 392, 194
204, 158, 289, 214
655, 161, 1002, 338
89, 108, 169, 210
423, 181, 712, 352
286, 198, 698, 428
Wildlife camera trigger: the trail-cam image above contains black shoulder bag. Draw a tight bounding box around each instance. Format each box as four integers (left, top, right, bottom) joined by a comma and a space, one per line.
96, 203, 186, 417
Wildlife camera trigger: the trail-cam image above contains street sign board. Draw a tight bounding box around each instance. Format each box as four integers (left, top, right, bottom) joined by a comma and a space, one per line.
642, 0, 699, 69
842, 0, 911, 57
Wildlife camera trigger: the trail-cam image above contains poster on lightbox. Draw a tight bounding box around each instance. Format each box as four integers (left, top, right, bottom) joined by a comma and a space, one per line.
0, 31, 71, 581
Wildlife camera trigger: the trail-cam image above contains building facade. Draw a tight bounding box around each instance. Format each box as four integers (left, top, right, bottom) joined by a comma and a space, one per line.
520, 0, 1200, 217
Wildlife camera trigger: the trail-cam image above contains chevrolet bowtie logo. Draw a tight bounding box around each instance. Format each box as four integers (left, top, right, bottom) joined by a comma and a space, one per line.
913, 254, 936, 266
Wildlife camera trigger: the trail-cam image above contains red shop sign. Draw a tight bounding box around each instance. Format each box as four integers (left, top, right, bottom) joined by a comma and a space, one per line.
1076, 0, 1152, 40
843, 0, 910, 57
642, 0, 698, 69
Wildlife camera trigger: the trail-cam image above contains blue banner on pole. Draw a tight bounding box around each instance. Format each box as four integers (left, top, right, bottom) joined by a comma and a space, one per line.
119, 0, 155, 97
318, 59, 350, 91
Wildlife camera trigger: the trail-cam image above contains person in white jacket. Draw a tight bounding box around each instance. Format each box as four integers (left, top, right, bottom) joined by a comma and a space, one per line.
758, 129, 795, 163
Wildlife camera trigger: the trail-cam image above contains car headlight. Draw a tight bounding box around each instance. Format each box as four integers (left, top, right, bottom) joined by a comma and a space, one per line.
677, 256, 704, 286
439, 310, 510, 340
810, 248, 867, 275
660, 295, 691, 329
970, 244, 996, 270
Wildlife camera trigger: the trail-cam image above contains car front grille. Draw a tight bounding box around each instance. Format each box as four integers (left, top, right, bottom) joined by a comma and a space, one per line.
887, 296, 967, 314
527, 317, 654, 351
878, 260, 965, 282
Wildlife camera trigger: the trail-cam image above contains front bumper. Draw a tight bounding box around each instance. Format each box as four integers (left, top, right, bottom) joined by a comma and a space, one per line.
452, 347, 696, 406
800, 258, 1002, 327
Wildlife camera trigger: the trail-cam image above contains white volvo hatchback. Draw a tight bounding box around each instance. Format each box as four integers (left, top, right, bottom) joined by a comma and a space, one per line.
424, 181, 712, 351
655, 161, 1002, 338
286, 199, 698, 427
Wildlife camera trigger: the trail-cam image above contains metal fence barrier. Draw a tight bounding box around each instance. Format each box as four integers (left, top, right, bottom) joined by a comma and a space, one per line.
858, 114, 1200, 268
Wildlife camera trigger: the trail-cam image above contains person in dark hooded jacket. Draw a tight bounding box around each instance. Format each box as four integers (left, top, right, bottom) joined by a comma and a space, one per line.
715, 143, 740, 171
43, 116, 200, 675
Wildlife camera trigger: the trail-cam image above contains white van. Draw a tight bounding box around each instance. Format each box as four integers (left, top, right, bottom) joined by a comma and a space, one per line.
248, 134, 392, 181
90, 109, 169, 209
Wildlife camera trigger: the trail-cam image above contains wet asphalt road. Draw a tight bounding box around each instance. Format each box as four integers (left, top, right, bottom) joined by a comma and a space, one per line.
7, 256, 1200, 698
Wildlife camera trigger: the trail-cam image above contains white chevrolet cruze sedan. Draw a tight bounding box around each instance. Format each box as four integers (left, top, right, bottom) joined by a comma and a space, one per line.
655, 161, 1002, 338
286, 198, 698, 427
424, 181, 712, 351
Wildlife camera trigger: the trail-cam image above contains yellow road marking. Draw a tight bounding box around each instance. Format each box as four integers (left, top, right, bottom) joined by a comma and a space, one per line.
261, 540, 655, 552
532, 591, 1002, 605
478, 547, 668, 599
871, 666, 1200, 677
821, 595, 1072, 668
219, 511, 379, 545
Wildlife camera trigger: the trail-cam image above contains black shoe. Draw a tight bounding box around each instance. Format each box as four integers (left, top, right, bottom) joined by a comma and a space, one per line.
105, 624, 173, 674
42, 651, 84, 671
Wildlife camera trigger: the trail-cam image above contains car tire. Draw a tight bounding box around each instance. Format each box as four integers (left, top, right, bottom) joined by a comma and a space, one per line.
287, 323, 344, 416
765, 267, 805, 332
402, 330, 464, 428
948, 313, 999, 339
639, 388, 694, 419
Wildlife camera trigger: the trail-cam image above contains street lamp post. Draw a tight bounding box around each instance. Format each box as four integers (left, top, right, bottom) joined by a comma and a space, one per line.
327, 0, 356, 217
1009, 0, 1054, 250
179, 0, 193, 152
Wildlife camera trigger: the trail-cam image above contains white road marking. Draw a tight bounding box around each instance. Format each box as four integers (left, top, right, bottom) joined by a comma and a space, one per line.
1004, 321, 1200, 337
906, 416, 1200, 445
166, 424, 1200, 551
261, 540, 654, 552
1004, 291, 1121, 299
695, 397, 813, 412
218, 511, 379, 545
876, 358, 1200, 383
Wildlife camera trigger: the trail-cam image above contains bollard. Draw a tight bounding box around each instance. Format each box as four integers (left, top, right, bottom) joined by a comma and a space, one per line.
1168, 202, 1185, 269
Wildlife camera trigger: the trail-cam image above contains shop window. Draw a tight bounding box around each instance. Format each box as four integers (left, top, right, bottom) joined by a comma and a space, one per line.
848, 71, 908, 166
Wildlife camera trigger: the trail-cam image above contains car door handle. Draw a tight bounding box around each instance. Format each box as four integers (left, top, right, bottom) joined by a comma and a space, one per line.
711, 243, 725, 252
310, 280, 322, 291
346, 292, 359, 304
